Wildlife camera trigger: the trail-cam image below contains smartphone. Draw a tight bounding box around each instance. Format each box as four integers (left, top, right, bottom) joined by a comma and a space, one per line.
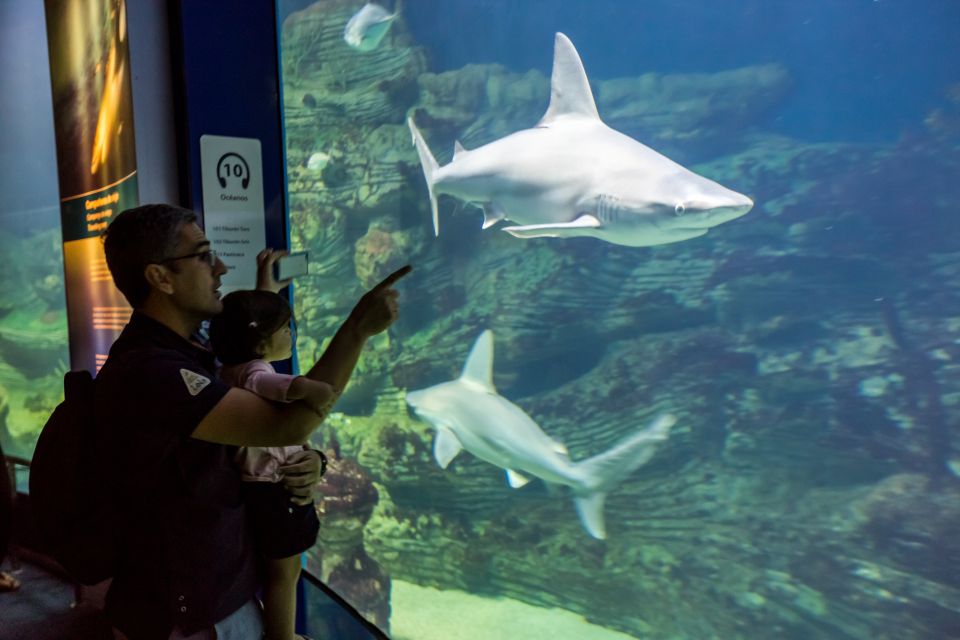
273, 251, 309, 281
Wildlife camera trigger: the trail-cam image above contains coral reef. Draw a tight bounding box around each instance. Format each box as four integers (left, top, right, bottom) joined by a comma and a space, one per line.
306, 437, 391, 632
0, 227, 69, 457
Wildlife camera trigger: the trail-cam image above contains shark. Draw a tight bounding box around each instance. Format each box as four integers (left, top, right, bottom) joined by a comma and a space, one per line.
343, 0, 401, 52
408, 33, 754, 247
405, 330, 676, 539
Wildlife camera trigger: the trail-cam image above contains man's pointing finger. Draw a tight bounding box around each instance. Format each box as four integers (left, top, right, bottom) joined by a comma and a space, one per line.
373, 264, 413, 291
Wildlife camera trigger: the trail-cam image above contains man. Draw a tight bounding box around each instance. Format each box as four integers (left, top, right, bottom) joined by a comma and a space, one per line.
96, 203, 410, 639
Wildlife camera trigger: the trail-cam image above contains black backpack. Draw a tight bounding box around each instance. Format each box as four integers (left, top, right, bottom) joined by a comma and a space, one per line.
29, 370, 116, 585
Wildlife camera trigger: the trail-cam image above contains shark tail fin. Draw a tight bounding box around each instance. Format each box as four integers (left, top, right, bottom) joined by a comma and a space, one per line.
573, 492, 608, 539
407, 117, 441, 236
571, 414, 676, 539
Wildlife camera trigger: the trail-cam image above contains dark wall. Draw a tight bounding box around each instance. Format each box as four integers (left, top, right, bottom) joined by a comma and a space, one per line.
169, 0, 288, 251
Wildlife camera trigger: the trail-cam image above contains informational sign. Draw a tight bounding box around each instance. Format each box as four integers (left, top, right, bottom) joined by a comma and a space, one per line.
200, 135, 266, 293
45, 0, 137, 374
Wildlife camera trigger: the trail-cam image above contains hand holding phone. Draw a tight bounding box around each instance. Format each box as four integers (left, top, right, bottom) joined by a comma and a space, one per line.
256, 249, 309, 292
273, 251, 309, 281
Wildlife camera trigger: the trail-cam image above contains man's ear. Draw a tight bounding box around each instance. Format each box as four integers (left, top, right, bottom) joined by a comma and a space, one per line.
143, 264, 175, 295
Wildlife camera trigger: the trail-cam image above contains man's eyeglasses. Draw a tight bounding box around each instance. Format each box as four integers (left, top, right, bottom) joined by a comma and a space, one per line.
159, 249, 218, 267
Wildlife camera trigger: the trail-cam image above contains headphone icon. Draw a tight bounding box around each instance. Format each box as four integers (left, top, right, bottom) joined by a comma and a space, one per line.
216, 152, 250, 189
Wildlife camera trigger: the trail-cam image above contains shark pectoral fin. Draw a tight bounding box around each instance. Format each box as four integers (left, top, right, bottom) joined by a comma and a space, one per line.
573, 492, 608, 540
502, 215, 601, 239
434, 428, 463, 469
506, 469, 532, 489
481, 203, 506, 229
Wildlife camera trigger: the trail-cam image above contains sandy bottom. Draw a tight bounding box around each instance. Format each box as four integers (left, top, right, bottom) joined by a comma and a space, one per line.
389, 580, 638, 640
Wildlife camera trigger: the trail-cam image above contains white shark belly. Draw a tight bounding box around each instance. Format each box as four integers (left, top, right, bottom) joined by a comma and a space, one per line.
431, 122, 693, 232
434, 127, 604, 226
448, 392, 580, 486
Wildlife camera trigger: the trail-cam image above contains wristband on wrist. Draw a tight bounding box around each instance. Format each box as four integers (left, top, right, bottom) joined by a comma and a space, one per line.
312, 448, 328, 477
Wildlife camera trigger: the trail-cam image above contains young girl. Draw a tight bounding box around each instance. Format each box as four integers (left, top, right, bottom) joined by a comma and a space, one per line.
209, 290, 337, 640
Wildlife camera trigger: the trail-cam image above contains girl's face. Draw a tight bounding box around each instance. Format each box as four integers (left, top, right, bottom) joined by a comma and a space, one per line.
259, 322, 293, 362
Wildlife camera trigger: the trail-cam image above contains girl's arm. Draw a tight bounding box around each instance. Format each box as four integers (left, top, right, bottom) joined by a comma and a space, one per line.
286, 376, 339, 418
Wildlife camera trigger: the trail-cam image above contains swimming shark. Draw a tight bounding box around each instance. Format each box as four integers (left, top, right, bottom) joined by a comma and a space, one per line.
344, 1, 401, 52
405, 330, 676, 539
408, 33, 754, 247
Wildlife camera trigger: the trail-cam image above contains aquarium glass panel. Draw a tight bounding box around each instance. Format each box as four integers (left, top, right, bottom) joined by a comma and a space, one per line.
0, 3, 70, 461
277, 1, 960, 638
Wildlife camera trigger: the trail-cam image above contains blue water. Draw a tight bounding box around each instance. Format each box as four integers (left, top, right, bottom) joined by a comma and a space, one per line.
399, 0, 960, 143
278, 1, 960, 142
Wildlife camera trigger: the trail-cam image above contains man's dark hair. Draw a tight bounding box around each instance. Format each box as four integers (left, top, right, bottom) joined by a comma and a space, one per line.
209, 290, 292, 365
103, 204, 198, 307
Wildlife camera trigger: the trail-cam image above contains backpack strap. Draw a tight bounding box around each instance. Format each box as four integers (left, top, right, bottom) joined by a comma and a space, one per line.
65, 369, 93, 399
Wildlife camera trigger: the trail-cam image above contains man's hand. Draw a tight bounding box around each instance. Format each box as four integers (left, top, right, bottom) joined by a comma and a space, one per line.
256, 248, 293, 293
279, 448, 327, 506
347, 265, 412, 338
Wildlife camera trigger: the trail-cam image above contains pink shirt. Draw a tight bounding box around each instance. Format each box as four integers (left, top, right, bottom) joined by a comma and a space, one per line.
219, 359, 306, 483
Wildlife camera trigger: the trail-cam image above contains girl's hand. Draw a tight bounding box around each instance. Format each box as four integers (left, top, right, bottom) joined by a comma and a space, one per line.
255, 248, 293, 293
278, 449, 327, 505
289, 377, 339, 417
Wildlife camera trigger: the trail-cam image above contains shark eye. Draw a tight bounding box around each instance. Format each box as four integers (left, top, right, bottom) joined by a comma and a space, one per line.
674, 203, 686, 217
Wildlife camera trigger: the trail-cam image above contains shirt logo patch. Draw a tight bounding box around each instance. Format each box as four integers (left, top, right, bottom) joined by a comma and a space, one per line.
180, 369, 211, 396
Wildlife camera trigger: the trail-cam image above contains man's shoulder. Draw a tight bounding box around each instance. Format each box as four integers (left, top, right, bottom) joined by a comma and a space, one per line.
96, 346, 231, 442
99, 343, 202, 380
98, 341, 223, 404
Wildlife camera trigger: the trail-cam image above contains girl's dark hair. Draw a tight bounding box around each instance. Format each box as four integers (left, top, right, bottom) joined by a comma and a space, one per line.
209, 290, 292, 365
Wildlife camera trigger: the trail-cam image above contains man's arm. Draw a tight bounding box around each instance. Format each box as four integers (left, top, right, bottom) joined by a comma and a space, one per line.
191, 265, 412, 447
191, 387, 321, 446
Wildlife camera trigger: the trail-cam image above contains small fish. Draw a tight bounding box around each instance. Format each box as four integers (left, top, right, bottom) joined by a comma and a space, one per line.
306, 152, 330, 170
343, 0, 401, 52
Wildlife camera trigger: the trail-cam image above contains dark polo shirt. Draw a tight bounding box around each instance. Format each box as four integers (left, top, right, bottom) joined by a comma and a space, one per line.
94, 312, 259, 640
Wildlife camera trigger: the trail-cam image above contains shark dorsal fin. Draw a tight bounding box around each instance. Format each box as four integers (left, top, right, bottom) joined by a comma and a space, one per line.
460, 330, 495, 393
538, 33, 600, 127
453, 140, 467, 159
